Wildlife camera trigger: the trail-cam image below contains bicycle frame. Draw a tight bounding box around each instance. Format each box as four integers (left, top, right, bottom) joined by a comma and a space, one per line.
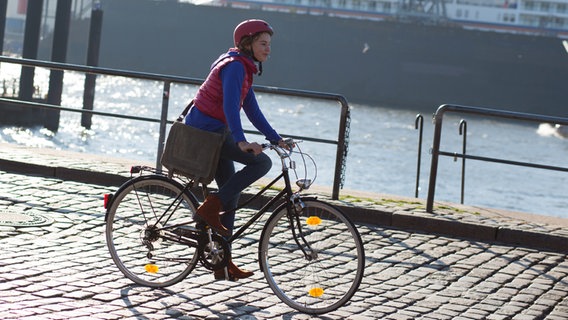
226, 170, 293, 243
152, 142, 315, 257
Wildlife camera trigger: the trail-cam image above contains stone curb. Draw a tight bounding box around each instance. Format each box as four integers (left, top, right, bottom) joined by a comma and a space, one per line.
1, 156, 567, 253
343, 206, 567, 253
0, 158, 130, 186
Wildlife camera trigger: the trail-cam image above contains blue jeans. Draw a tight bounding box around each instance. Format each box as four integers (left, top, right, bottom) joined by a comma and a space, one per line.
215, 132, 272, 233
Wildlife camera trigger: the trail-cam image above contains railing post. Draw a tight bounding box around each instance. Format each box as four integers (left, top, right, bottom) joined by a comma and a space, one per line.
81, 4, 103, 129
459, 119, 467, 204
333, 98, 350, 200
156, 81, 171, 172
19, 0, 43, 101
426, 105, 447, 212
0, 1, 7, 56
415, 114, 424, 198
46, 0, 72, 132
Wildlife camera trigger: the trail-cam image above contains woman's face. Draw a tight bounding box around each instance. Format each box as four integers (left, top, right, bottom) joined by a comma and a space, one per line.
251, 32, 271, 62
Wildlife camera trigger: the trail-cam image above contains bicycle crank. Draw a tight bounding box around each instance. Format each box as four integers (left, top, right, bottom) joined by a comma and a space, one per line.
197, 229, 230, 270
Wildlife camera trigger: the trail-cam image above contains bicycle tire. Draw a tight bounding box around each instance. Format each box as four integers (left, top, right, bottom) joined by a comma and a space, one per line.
258, 198, 365, 314
105, 175, 200, 287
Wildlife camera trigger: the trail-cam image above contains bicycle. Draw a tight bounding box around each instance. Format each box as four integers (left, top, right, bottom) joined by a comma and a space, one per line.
104, 139, 365, 314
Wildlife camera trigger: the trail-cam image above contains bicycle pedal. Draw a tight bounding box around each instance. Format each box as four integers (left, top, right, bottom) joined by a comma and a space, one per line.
195, 221, 208, 231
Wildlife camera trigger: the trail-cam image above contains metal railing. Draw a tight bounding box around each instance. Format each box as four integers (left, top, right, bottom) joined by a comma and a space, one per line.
426, 104, 568, 212
0, 55, 350, 199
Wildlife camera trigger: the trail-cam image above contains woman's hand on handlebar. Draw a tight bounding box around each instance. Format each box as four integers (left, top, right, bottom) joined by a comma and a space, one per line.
240, 138, 296, 155
277, 138, 295, 150
238, 141, 264, 155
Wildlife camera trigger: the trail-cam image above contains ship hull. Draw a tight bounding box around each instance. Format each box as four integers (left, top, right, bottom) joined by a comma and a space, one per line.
54, 0, 568, 116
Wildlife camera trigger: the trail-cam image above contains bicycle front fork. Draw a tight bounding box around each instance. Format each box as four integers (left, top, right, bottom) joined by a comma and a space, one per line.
289, 195, 317, 261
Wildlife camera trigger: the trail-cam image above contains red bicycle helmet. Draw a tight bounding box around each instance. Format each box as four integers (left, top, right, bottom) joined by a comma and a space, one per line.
233, 19, 274, 47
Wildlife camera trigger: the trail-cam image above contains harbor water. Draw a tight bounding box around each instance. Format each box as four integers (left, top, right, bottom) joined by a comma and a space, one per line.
1, 64, 567, 219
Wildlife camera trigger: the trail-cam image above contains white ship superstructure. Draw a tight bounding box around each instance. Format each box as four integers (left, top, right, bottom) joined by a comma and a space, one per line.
187, 0, 568, 37
445, 0, 568, 36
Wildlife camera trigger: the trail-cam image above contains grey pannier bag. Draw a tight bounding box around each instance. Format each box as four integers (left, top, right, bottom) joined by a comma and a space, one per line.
160, 101, 226, 185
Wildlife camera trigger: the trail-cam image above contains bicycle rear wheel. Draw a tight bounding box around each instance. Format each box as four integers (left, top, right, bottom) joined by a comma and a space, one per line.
259, 198, 365, 314
105, 175, 200, 287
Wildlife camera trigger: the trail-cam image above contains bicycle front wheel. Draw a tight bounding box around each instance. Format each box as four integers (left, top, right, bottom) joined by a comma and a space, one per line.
259, 199, 365, 314
105, 175, 200, 287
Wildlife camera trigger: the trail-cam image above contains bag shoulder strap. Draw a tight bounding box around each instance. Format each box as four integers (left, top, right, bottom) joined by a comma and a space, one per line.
176, 100, 194, 122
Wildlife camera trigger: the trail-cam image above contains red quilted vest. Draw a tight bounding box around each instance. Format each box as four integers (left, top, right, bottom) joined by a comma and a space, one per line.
193, 49, 258, 123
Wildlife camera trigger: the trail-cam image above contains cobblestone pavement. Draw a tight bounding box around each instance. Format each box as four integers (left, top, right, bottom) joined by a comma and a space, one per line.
1, 169, 567, 319
1, 143, 568, 319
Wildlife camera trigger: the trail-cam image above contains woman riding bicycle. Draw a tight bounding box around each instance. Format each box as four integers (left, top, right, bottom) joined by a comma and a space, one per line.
184, 19, 288, 281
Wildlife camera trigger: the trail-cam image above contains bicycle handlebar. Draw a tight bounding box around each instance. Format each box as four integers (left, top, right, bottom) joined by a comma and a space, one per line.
262, 138, 300, 158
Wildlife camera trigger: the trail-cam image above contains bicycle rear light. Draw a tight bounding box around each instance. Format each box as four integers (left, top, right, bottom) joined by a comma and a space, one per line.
103, 193, 112, 209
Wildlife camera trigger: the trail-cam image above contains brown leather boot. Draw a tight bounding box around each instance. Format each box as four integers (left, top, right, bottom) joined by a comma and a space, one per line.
214, 260, 254, 281
196, 194, 229, 237
227, 260, 254, 279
